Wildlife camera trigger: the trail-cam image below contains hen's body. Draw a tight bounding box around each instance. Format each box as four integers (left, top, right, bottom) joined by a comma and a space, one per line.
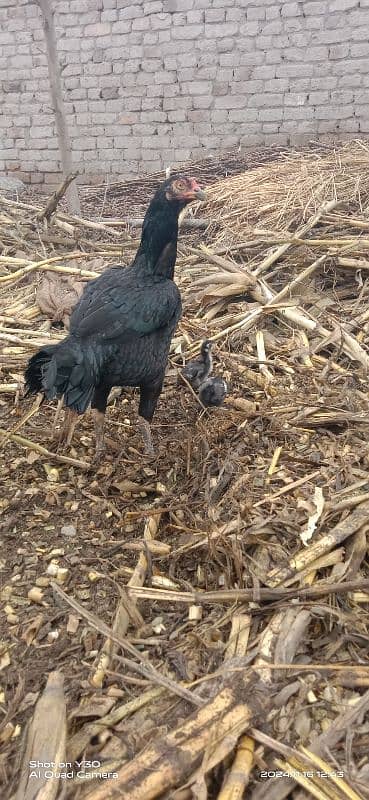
25, 176, 204, 455
68, 264, 181, 412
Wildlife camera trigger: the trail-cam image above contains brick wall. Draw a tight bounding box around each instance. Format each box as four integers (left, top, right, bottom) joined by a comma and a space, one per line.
1, 0, 368, 186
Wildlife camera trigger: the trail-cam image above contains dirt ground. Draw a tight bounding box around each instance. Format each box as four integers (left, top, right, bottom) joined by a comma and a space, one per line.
2, 144, 369, 800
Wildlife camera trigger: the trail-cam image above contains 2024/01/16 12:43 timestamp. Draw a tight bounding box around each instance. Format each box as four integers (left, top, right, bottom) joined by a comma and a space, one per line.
259, 769, 345, 779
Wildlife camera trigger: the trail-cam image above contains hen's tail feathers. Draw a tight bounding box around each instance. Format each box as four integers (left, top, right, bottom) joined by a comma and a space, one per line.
24, 339, 103, 414
24, 345, 55, 396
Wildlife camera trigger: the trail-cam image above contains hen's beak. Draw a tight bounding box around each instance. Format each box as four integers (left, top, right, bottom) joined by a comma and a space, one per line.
189, 177, 206, 201
180, 187, 206, 202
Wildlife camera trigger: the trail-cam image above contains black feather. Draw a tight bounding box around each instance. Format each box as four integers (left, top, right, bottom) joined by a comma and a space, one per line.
24, 345, 57, 396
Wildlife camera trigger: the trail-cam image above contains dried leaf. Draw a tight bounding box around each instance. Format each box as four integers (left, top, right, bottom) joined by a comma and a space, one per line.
43, 463, 60, 482
0, 647, 11, 671
22, 614, 44, 645
300, 486, 325, 546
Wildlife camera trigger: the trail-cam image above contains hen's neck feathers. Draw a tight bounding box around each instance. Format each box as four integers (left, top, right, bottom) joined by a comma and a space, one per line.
132, 194, 182, 279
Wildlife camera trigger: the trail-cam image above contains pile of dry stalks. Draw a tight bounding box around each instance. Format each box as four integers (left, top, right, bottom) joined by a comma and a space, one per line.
2, 141, 369, 800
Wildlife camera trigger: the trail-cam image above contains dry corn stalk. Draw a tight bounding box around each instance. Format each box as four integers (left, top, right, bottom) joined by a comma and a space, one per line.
126, 577, 369, 605
0, 428, 90, 469
219, 614, 254, 799
250, 689, 369, 800
217, 736, 255, 800
225, 614, 251, 661
266, 500, 369, 587
83, 674, 268, 800
67, 687, 164, 763
16, 671, 66, 800
253, 198, 340, 276
254, 607, 310, 685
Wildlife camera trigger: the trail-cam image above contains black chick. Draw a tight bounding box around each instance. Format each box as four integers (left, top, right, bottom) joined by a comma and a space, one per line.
182, 339, 213, 390
199, 377, 228, 407
25, 175, 206, 458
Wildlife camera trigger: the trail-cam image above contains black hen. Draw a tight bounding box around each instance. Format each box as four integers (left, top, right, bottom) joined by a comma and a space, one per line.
25, 175, 205, 457
182, 339, 213, 389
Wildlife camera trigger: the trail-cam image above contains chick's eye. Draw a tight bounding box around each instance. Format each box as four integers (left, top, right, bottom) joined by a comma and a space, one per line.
176, 181, 185, 190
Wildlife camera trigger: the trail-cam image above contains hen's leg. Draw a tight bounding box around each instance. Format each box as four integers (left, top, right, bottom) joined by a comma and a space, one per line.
58, 408, 79, 446
51, 397, 64, 439
91, 385, 110, 461
138, 383, 162, 457
137, 416, 155, 457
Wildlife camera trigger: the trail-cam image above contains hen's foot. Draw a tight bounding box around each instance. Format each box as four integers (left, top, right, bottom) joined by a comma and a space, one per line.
54, 409, 78, 447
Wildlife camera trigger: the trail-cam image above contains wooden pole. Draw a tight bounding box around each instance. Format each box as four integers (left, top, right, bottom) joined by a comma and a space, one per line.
36, 0, 81, 215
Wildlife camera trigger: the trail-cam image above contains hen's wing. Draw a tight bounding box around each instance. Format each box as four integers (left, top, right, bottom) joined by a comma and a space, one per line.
70, 268, 181, 341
